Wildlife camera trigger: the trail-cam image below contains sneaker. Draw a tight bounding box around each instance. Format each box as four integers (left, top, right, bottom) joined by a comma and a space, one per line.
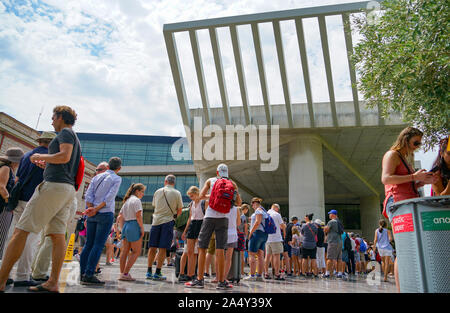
152, 273, 167, 281
216, 280, 233, 290
145, 272, 153, 279
244, 274, 255, 281
322, 274, 330, 279
336, 273, 343, 279
274, 275, 285, 281
255, 274, 264, 282
203, 273, 210, 278
178, 274, 191, 283
119, 273, 136, 281
185, 279, 204, 289
14, 280, 40, 287
81, 275, 105, 285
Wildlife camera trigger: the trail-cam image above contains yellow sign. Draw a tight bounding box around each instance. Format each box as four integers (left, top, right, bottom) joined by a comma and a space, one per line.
64, 233, 76, 263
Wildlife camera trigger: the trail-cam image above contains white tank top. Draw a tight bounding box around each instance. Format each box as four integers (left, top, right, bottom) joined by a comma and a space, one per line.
204, 177, 228, 219
190, 200, 204, 221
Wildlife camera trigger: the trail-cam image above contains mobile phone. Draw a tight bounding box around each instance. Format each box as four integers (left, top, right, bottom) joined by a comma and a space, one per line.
429, 165, 439, 173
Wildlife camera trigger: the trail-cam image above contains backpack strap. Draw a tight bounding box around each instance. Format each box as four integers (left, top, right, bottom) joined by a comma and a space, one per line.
200, 200, 206, 215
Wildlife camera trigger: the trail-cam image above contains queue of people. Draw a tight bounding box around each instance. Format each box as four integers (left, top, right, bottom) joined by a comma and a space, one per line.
0, 107, 447, 294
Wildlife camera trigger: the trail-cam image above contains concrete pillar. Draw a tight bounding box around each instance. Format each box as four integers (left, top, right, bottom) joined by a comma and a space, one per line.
288, 135, 325, 222
360, 195, 381, 239
198, 172, 210, 189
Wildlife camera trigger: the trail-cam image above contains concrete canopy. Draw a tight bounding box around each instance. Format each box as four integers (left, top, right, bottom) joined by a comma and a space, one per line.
163, 0, 408, 235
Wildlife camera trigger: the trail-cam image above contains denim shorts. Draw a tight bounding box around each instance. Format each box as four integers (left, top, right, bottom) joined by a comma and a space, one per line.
386, 196, 395, 222
122, 220, 142, 243
148, 220, 175, 249
249, 230, 268, 253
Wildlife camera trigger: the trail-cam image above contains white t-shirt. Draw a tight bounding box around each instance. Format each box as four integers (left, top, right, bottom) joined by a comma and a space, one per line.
266, 208, 284, 243
120, 195, 143, 221
226, 206, 238, 244
204, 177, 228, 219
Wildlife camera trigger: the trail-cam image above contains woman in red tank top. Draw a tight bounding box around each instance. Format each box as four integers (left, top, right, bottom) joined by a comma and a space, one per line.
381, 126, 438, 292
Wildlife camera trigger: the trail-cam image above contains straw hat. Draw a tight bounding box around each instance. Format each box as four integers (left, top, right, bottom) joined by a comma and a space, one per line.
0, 147, 24, 163
37, 131, 56, 142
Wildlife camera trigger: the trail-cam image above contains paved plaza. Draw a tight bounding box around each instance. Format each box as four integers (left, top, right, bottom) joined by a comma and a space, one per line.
2, 255, 396, 293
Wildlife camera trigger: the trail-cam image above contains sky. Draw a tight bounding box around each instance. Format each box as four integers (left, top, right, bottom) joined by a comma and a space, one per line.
0, 0, 439, 192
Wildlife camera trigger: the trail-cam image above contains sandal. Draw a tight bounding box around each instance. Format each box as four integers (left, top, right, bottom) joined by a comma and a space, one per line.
28, 284, 59, 293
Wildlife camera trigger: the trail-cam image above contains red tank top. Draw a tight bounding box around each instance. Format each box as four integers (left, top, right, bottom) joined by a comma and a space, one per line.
382, 151, 419, 218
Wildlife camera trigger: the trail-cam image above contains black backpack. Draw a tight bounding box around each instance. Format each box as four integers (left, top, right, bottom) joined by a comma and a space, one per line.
337, 219, 344, 235
316, 226, 325, 247
76, 215, 86, 232
344, 233, 352, 251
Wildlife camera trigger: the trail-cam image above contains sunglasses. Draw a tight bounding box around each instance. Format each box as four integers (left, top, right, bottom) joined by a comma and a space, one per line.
413, 141, 422, 147
96, 168, 105, 172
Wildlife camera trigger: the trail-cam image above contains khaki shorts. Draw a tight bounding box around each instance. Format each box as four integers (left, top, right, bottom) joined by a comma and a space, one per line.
327, 242, 343, 261
16, 181, 76, 236
265, 241, 283, 255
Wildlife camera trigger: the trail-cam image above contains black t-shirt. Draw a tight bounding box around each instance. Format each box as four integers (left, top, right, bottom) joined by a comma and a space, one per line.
284, 222, 294, 244
43, 128, 81, 186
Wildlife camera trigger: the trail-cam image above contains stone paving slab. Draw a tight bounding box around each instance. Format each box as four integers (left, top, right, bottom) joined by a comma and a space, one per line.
2, 255, 396, 293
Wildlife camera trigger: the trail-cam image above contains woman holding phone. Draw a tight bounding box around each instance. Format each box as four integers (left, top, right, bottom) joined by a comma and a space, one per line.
381, 126, 438, 292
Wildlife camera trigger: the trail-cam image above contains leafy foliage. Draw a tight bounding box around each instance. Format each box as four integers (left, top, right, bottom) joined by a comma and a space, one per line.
352, 0, 449, 150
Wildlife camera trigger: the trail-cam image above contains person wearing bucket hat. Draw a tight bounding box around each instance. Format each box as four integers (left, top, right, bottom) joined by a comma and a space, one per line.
1, 132, 55, 287
0, 147, 25, 210
0, 147, 24, 286
314, 219, 326, 275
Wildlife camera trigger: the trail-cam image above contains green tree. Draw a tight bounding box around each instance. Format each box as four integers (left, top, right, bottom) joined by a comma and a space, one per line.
352, 0, 449, 149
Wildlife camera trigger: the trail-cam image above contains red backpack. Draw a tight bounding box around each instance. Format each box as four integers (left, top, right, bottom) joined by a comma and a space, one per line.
75, 155, 85, 191
209, 178, 235, 214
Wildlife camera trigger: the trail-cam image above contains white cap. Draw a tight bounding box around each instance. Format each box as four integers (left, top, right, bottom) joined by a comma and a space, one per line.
217, 163, 229, 178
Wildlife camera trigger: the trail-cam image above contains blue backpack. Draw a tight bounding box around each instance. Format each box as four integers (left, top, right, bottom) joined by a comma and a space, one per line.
359, 239, 367, 253
262, 210, 277, 235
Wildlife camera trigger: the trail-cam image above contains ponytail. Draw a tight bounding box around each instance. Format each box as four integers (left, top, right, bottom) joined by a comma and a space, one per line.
378, 219, 387, 233
122, 183, 145, 204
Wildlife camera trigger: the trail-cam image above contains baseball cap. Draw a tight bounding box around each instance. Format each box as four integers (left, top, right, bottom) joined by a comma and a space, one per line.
291, 216, 298, 221
328, 209, 338, 215
217, 163, 228, 178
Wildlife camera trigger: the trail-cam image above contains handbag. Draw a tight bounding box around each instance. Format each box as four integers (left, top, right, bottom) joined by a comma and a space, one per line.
7, 166, 39, 212
306, 223, 318, 243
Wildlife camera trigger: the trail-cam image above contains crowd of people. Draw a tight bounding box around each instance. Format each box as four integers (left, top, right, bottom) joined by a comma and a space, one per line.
0, 104, 447, 293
